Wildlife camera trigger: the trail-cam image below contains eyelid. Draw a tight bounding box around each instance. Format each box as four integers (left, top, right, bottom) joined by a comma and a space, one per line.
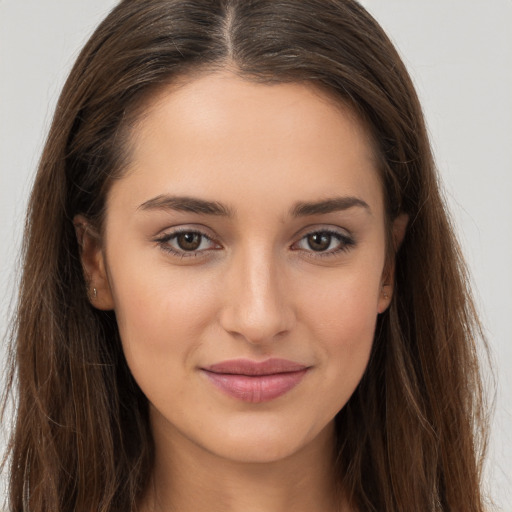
290, 226, 356, 256
291, 224, 353, 242
154, 226, 222, 257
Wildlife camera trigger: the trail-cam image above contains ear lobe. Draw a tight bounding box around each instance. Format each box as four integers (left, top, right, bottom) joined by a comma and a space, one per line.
74, 215, 115, 311
377, 213, 409, 314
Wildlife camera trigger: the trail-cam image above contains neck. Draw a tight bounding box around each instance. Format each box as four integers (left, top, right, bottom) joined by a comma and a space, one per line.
139, 416, 346, 512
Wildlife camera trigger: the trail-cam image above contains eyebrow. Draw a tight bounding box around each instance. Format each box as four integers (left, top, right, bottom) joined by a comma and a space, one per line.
137, 194, 371, 217
138, 195, 233, 216
291, 196, 371, 217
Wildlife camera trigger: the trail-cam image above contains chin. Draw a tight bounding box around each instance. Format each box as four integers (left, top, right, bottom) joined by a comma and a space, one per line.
216, 438, 301, 464
200, 417, 335, 465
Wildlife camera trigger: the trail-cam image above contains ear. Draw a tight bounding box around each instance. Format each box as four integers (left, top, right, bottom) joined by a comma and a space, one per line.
74, 215, 115, 310
377, 213, 409, 314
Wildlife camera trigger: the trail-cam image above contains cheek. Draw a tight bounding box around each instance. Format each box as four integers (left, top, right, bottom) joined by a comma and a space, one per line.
297, 265, 382, 389
315, 289, 378, 354
300, 256, 382, 331
106, 249, 220, 379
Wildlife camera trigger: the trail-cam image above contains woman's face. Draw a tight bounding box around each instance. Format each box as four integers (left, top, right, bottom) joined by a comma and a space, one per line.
85, 71, 394, 463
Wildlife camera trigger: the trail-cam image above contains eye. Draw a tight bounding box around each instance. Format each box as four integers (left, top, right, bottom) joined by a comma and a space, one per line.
292, 229, 355, 256
155, 229, 220, 257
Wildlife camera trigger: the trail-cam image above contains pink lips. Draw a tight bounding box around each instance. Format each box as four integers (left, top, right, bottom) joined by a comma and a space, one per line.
201, 358, 309, 403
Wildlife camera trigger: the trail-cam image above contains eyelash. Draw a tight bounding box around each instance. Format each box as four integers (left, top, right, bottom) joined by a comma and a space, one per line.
291, 229, 355, 258
154, 228, 220, 258
154, 228, 355, 259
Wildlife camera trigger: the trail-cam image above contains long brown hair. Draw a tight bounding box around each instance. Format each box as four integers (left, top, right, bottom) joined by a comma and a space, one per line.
1, 0, 491, 510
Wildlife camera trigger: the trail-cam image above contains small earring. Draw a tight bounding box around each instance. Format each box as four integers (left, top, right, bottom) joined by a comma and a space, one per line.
93, 287, 97, 299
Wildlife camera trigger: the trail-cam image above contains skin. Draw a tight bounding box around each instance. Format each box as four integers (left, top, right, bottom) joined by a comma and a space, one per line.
77, 71, 406, 512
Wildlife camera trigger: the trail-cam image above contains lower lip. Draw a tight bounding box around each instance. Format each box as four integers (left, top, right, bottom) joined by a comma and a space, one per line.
202, 369, 308, 403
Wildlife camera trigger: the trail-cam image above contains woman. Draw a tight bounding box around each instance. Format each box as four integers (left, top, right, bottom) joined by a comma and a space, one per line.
1, 0, 490, 510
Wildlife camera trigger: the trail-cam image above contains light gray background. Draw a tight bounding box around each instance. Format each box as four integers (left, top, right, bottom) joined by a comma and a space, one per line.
1, 1, 511, 509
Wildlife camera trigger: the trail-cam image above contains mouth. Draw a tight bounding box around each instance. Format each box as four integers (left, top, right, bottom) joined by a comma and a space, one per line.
200, 358, 309, 403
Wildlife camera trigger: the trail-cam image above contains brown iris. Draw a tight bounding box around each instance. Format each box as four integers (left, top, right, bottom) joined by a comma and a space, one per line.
176, 232, 202, 251
307, 232, 333, 251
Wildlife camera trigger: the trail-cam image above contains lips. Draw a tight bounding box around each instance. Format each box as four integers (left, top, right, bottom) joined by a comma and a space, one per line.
201, 358, 309, 403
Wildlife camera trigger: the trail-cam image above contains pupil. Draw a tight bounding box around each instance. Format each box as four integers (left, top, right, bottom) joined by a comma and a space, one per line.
308, 233, 331, 251
177, 232, 201, 251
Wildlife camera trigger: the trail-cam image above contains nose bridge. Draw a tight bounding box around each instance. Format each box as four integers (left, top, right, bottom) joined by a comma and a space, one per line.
220, 243, 293, 344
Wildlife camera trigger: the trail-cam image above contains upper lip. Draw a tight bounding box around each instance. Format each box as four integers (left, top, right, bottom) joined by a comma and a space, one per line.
202, 358, 308, 376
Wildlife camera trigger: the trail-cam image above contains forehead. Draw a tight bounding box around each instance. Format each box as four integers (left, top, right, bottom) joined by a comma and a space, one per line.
108, 71, 384, 218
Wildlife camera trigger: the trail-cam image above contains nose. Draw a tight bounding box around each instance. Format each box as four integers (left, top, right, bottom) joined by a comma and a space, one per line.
219, 247, 295, 345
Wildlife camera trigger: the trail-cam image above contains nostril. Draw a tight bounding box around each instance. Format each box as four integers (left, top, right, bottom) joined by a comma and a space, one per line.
219, 294, 295, 345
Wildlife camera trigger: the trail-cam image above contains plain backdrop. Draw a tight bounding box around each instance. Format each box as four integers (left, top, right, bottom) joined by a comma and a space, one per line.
1, 1, 511, 509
